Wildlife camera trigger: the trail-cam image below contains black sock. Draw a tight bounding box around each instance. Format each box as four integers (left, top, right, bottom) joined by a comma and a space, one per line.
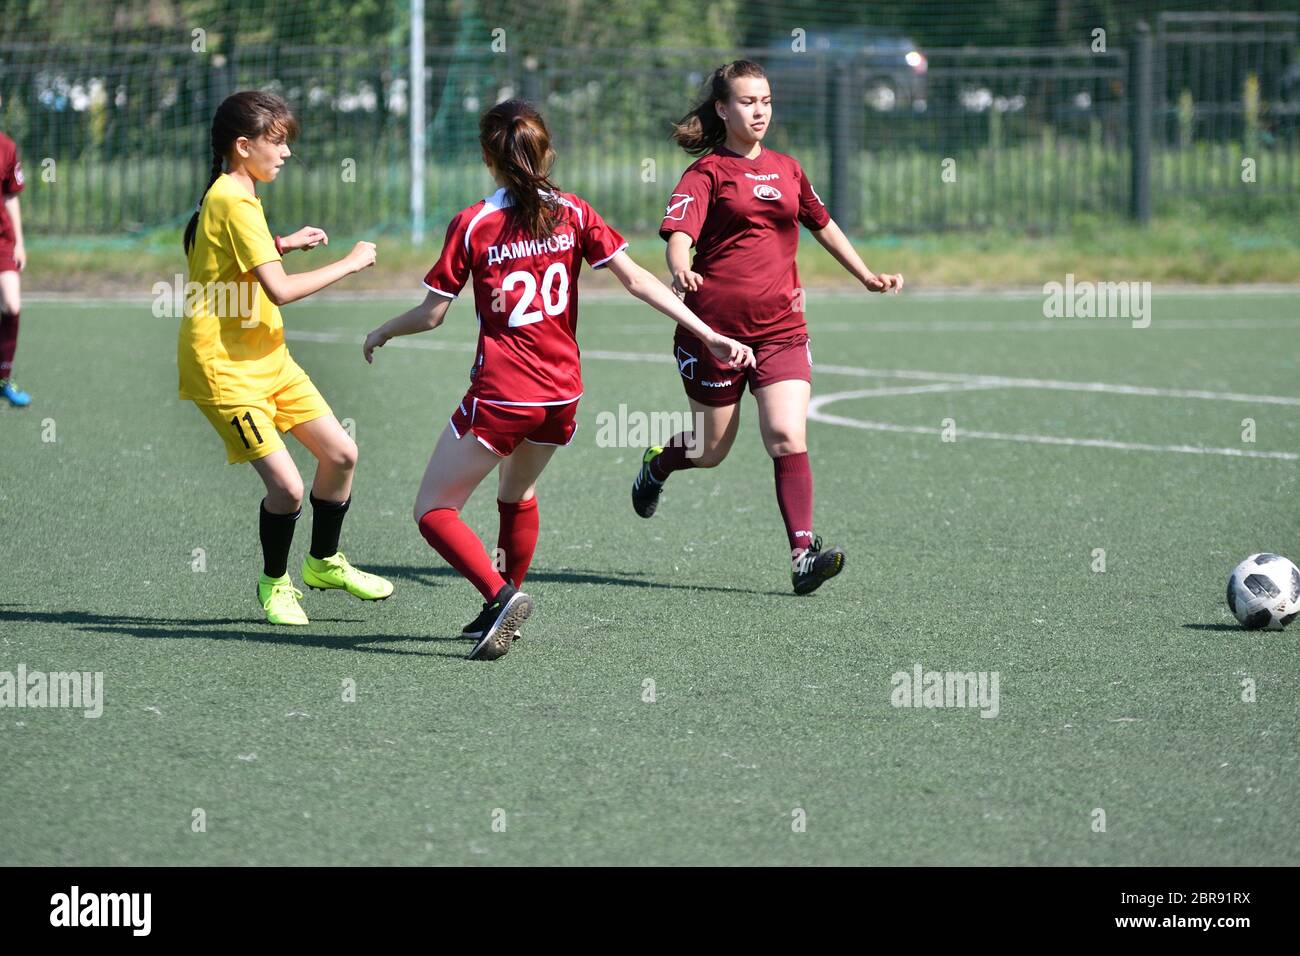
309, 493, 351, 560
260, 501, 300, 578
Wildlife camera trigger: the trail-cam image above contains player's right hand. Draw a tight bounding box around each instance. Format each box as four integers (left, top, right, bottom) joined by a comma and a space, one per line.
707, 334, 755, 370
866, 272, 903, 294
348, 241, 378, 272
671, 268, 704, 295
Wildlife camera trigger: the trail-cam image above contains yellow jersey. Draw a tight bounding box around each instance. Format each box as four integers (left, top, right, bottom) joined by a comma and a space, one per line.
178, 173, 296, 404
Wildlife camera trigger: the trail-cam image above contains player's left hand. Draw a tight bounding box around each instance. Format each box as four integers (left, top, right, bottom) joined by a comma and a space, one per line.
362, 329, 389, 364
12, 244, 25, 271
866, 272, 903, 294
283, 226, 329, 252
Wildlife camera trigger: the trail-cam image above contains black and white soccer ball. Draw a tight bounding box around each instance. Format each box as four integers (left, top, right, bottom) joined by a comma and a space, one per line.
1226, 553, 1300, 630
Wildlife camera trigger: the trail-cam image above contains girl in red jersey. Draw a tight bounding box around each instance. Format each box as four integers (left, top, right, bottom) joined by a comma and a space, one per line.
632, 60, 903, 596
0, 106, 29, 407
363, 100, 753, 660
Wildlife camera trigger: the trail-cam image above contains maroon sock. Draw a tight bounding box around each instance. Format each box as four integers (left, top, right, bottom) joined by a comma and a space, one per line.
773, 452, 815, 554
417, 507, 507, 601
497, 496, 540, 587
0, 310, 18, 379
649, 432, 698, 483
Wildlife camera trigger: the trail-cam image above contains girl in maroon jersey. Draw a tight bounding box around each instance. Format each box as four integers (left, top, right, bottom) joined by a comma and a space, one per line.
363, 100, 753, 660
0, 107, 29, 407
632, 60, 903, 595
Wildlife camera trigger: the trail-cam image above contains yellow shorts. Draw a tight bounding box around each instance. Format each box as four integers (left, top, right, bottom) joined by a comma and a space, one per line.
194, 369, 333, 464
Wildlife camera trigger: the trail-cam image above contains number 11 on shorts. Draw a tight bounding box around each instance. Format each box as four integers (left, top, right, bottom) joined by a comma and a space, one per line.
230, 411, 264, 449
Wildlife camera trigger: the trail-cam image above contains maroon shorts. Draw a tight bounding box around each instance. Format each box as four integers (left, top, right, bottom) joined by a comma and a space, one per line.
0, 241, 17, 273
449, 393, 579, 457
673, 328, 812, 406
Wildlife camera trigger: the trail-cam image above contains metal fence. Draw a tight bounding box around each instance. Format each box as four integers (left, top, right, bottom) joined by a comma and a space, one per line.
0, 13, 1296, 239
1154, 11, 1300, 200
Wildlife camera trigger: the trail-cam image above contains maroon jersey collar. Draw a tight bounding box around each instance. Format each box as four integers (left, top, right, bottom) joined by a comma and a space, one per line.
713, 144, 764, 162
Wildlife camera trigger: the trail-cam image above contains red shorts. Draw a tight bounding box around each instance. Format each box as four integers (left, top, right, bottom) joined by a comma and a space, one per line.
673, 328, 812, 406
0, 241, 17, 273
449, 393, 579, 457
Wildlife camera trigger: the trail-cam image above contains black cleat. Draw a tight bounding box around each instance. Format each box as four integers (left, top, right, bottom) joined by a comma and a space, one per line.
466, 583, 533, 661
632, 446, 666, 518
791, 536, 846, 596
462, 601, 522, 642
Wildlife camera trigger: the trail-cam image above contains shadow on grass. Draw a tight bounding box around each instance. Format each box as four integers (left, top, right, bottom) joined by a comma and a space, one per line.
0, 606, 468, 658
363, 563, 792, 598
1181, 623, 1244, 632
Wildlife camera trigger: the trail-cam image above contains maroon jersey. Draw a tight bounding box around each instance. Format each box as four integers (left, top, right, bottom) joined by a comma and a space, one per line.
660, 146, 830, 340
0, 132, 25, 244
424, 188, 627, 405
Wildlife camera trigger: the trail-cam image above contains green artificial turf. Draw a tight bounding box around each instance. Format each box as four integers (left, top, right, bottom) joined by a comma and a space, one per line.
2, 289, 1298, 865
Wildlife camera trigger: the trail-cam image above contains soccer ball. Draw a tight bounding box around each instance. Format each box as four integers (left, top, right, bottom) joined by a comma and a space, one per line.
1226, 553, 1300, 630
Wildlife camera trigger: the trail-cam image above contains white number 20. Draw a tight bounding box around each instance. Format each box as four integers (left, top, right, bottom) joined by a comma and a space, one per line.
503, 263, 569, 328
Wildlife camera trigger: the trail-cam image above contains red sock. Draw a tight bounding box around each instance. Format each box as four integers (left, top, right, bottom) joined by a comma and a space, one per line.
0, 310, 18, 379
649, 432, 698, 482
417, 507, 506, 601
773, 452, 815, 554
497, 496, 540, 586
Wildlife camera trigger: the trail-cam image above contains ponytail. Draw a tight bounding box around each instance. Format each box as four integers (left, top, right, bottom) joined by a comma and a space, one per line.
672, 60, 768, 156
479, 100, 561, 239
183, 151, 224, 255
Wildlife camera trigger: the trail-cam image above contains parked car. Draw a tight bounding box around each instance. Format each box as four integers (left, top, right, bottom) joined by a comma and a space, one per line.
762, 26, 928, 113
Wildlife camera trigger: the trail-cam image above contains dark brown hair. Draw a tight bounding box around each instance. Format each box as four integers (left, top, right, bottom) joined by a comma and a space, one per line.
479, 99, 561, 238
183, 90, 299, 254
671, 60, 769, 156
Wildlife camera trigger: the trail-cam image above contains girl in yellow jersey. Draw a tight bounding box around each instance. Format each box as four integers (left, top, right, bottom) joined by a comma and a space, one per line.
181, 91, 392, 625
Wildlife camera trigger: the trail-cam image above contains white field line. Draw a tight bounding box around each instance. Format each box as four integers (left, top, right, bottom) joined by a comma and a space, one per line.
290, 329, 1300, 406
598, 317, 1300, 335
808, 318, 1300, 334
811, 365, 1300, 406
286, 329, 1300, 460
27, 284, 1300, 304
816, 382, 1006, 399
804, 405, 1300, 461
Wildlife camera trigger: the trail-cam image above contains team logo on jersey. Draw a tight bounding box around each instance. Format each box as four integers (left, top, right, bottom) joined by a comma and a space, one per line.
675, 346, 697, 380
753, 184, 782, 201
664, 194, 695, 221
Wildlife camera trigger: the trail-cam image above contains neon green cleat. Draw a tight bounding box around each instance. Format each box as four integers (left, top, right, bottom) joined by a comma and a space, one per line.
258, 574, 309, 626
302, 552, 394, 601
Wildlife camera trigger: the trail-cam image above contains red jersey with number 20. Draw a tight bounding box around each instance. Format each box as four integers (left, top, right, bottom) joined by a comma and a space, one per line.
423, 187, 628, 405
660, 146, 830, 341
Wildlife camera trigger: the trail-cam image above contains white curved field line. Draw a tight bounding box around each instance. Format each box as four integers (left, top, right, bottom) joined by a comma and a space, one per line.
287, 329, 1300, 461
808, 401, 1298, 460
808, 380, 1300, 460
